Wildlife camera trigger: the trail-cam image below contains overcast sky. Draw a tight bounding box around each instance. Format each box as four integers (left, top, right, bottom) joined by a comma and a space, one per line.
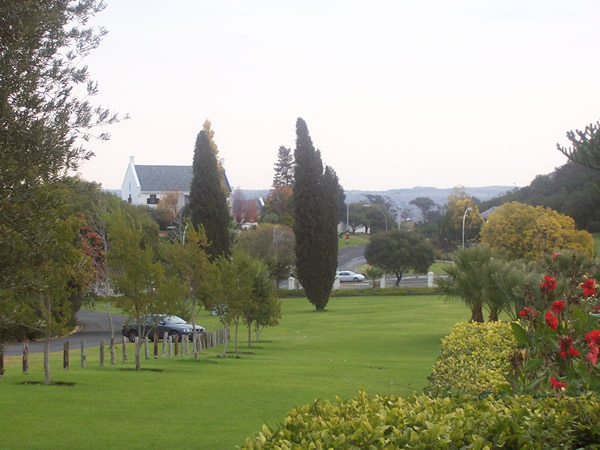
78, 0, 600, 192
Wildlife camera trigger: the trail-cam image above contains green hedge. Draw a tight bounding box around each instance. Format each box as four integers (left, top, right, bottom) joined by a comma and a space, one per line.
427, 321, 518, 396
241, 390, 600, 448
277, 287, 439, 298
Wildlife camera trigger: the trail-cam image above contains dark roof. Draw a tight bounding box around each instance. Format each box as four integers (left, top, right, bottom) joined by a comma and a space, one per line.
134, 165, 231, 193
135, 165, 193, 192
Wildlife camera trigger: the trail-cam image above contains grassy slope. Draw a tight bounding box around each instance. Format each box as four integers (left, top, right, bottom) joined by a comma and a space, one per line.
1, 295, 469, 449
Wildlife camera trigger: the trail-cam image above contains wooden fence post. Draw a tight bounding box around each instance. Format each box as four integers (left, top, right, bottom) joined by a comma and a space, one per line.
63, 341, 69, 370
174, 335, 179, 357
110, 338, 116, 365
182, 335, 188, 356
162, 332, 167, 357
144, 337, 149, 360
154, 334, 159, 359
81, 340, 86, 368
168, 336, 172, 357
22, 342, 29, 374
122, 336, 128, 363
99, 339, 105, 367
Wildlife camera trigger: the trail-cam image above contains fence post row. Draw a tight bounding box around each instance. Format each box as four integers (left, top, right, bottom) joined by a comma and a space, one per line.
16, 327, 232, 374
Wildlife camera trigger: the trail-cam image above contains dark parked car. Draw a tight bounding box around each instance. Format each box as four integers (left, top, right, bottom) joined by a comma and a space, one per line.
122, 314, 205, 343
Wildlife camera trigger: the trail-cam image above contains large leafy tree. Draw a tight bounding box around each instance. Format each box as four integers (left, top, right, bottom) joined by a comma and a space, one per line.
439, 191, 483, 251
0, 1, 120, 353
161, 221, 212, 359
480, 202, 594, 261
189, 128, 231, 260
235, 223, 295, 286
106, 208, 170, 371
364, 230, 434, 286
293, 118, 340, 310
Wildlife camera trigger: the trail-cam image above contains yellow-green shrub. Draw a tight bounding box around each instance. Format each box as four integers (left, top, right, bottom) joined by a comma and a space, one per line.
427, 321, 518, 395
241, 390, 600, 449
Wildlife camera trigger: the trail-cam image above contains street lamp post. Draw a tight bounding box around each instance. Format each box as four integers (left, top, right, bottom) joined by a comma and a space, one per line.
363, 204, 388, 232
462, 207, 472, 249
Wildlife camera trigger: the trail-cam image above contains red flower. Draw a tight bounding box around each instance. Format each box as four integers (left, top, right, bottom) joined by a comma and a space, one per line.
559, 336, 579, 358
545, 311, 558, 331
552, 300, 565, 315
585, 330, 600, 365
540, 275, 557, 293
582, 279, 597, 297
595, 305, 600, 312
519, 307, 535, 319
552, 252, 561, 259
587, 346, 599, 365
550, 376, 567, 391
586, 330, 600, 347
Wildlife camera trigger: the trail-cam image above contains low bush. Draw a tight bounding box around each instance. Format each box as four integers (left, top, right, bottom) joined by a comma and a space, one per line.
241, 390, 600, 448
427, 321, 518, 396
277, 287, 439, 298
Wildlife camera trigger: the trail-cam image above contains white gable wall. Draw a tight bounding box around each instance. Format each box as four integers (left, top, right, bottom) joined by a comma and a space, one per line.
121, 157, 141, 204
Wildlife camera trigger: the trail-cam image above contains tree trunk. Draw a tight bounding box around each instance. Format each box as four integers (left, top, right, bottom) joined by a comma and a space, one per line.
41, 290, 51, 385
191, 302, 198, 360
234, 321, 239, 353
471, 304, 484, 323
247, 324, 252, 348
106, 301, 114, 340
395, 271, 403, 287
135, 338, 141, 370
0, 343, 5, 377
488, 309, 499, 322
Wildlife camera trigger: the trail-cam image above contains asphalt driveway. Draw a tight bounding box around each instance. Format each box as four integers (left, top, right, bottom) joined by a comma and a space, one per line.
5, 310, 128, 356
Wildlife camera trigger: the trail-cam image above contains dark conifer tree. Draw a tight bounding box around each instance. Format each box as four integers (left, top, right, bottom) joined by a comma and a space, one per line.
273, 146, 294, 188
293, 118, 340, 310
189, 130, 231, 260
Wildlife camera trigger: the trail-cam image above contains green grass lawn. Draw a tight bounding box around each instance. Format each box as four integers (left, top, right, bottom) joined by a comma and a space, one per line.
1, 295, 469, 449
338, 232, 370, 247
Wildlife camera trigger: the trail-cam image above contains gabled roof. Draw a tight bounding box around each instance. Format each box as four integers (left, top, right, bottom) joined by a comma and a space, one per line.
135, 165, 193, 192
134, 164, 231, 193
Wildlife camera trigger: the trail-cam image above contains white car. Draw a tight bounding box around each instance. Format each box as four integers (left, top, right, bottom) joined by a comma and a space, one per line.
337, 271, 366, 282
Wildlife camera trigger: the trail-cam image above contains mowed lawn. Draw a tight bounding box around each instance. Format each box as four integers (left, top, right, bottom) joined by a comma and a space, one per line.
1, 295, 469, 449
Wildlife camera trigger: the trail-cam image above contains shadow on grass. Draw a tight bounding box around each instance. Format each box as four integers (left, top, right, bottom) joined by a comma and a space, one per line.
20, 381, 76, 386
118, 368, 164, 372
177, 358, 218, 364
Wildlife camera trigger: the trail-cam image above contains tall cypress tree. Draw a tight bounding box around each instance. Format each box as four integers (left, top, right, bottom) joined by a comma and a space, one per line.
189, 130, 231, 260
293, 118, 340, 310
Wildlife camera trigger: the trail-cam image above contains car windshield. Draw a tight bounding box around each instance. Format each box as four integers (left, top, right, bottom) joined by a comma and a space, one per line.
162, 315, 187, 325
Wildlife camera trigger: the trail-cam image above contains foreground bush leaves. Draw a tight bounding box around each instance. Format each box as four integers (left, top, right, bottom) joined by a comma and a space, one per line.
241, 390, 600, 448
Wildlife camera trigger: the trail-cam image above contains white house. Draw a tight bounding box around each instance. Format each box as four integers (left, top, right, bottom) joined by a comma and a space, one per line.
121, 156, 230, 210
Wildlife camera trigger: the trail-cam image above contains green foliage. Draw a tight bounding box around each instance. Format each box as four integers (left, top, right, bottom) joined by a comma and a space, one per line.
235, 223, 295, 286
293, 118, 340, 310
365, 230, 434, 286
189, 128, 231, 260
428, 321, 518, 396
480, 201, 594, 260
438, 191, 483, 251
478, 162, 600, 231
557, 120, 600, 172
0, 0, 120, 343
272, 145, 294, 188
242, 390, 600, 448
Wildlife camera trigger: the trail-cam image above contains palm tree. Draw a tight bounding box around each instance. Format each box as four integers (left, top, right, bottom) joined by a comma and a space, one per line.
436, 245, 494, 322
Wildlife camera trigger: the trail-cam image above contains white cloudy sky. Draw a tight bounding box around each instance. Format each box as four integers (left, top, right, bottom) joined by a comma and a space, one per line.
79, 0, 600, 191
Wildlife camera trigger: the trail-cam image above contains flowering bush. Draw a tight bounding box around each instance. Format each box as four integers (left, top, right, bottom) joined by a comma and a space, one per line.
508, 253, 600, 395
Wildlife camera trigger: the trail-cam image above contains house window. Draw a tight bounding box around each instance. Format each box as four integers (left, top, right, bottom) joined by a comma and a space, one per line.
147, 194, 159, 205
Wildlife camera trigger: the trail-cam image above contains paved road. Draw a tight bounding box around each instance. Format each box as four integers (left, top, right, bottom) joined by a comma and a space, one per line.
5, 310, 128, 356
336, 243, 445, 288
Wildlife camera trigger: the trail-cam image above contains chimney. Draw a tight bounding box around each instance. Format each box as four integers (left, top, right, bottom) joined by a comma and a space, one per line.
129, 156, 135, 165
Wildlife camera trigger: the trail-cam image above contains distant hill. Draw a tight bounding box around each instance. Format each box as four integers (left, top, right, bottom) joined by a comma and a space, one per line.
241, 186, 515, 221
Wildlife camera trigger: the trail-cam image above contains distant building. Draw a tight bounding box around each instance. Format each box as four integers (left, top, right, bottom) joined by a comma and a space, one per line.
121, 156, 230, 210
